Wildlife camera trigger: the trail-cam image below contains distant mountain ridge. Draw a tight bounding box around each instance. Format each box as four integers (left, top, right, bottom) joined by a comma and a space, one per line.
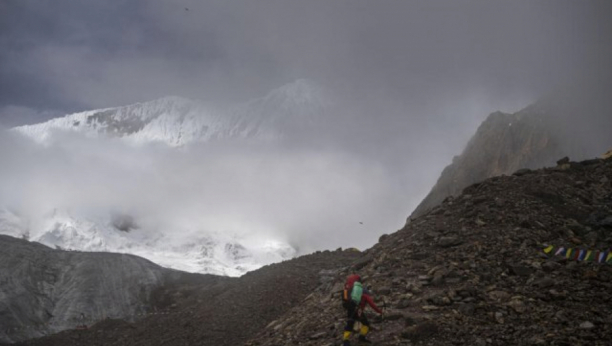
410, 78, 612, 219
13, 79, 329, 146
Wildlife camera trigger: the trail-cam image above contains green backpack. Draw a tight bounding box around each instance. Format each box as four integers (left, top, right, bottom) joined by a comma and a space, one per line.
351, 281, 364, 304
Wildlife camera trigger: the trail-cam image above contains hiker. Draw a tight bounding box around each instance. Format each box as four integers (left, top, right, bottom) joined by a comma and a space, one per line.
342, 274, 383, 345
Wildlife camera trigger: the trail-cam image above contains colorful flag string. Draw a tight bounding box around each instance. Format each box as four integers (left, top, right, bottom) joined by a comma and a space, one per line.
542, 245, 612, 264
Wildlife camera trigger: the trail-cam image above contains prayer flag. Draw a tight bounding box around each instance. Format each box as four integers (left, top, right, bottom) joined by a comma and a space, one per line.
555, 247, 566, 256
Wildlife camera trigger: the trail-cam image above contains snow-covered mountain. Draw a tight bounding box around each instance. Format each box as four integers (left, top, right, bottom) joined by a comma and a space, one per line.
2, 79, 331, 276
14, 79, 330, 146
0, 208, 296, 277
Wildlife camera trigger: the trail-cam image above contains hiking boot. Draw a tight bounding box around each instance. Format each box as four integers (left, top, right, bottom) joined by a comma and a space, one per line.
358, 335, 372, 344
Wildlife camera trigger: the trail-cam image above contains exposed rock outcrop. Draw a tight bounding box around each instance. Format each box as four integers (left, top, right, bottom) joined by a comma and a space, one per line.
410, 79, 612, 220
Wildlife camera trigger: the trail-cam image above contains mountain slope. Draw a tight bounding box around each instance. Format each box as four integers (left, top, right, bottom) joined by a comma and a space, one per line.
410, 78, 612, 219
246, 156, 612, 346
10, 153, 612, 346
9, 247, 361, 346
0, 235, 221, 344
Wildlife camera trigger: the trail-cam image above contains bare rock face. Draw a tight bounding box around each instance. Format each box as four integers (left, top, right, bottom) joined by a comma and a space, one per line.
0, 235, 214, 343
410, 78, 612, 220
411, 110, 560, 219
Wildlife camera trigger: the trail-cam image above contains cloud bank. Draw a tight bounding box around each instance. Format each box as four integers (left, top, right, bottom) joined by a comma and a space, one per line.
0, 127, 415, 253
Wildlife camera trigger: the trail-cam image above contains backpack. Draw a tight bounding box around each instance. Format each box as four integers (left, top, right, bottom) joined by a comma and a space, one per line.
342, 274, 361, 308
350, 281, 364, 304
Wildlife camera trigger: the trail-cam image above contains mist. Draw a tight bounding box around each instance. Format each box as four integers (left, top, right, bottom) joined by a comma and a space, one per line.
1, 1, 611, 258
0, 126, 417, 253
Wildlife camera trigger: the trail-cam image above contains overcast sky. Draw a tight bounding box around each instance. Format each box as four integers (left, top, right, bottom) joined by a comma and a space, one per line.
1, 0, 610, 125
0, 1, 611, 255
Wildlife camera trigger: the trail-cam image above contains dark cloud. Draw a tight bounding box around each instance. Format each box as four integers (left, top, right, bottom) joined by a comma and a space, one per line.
1, 0, 610, 119
0, 106, 62, 128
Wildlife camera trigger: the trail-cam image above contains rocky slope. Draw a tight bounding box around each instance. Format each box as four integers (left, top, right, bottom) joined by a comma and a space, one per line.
0, 235, 220, 344
246, 155, 612, 346
411, 79, 612, 219
5, 247, 360, 346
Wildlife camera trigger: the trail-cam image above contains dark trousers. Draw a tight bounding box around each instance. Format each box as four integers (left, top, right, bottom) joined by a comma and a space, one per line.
343, 301, 369, 332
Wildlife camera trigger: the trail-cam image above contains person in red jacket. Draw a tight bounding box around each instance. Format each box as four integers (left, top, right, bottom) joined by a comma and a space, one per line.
343, 274, 361, 308
342, 275, 383, 345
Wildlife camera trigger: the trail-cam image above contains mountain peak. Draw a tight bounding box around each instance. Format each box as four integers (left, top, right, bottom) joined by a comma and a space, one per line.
266, 79, 324, 105
410, 79, 612, 220
13, 80, 329, 146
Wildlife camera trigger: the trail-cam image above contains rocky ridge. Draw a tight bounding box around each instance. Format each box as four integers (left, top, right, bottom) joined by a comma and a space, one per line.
247, 155, 612, 346
411, 79, 612, 220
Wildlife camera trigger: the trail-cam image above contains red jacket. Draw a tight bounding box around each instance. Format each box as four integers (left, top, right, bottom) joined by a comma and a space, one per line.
344, 275, 382, 314
359, 293, 383, 314
345, 274, 360, 290
343, 274, 361, 301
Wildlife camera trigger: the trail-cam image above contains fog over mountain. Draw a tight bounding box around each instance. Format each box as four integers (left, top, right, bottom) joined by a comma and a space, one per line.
0, 81, 415, 274
1, 1, 611, 273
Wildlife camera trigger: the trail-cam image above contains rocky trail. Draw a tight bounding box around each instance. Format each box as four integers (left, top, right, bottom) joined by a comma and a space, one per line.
247, 156, 612, 346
